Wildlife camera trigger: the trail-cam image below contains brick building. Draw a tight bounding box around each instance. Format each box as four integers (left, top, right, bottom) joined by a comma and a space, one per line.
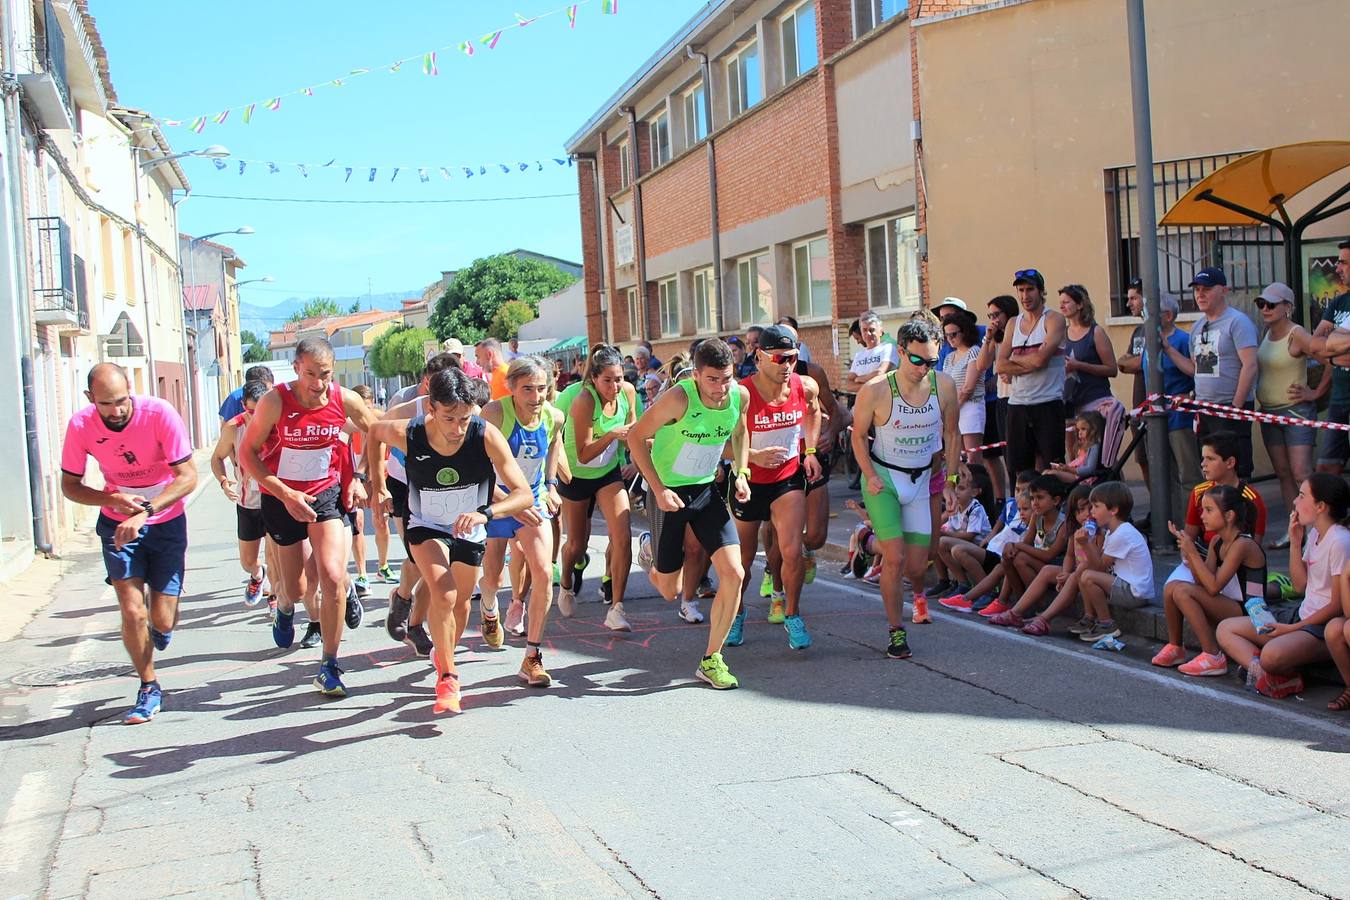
566, 1, 975, 381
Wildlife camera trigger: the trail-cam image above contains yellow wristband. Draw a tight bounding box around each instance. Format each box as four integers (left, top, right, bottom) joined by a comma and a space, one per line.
804, 447, 817, 456
738, 468, 751, 479
946, 473, 960, 485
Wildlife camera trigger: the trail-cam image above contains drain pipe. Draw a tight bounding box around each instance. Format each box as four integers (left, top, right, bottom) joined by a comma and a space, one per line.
573, 152, 609, 343
687, 45, 724, 332
622, 106, 648, 336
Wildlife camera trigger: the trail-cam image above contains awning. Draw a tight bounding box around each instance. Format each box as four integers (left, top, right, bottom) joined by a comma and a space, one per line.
543, 335, 587, 356
1160, 141, 1350, 227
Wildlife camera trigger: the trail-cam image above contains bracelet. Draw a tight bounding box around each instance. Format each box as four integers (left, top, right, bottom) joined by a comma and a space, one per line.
804, 447, 817, 456
738, 467, 751, 479
546, 479, 558, 487
946, 473, 960, 485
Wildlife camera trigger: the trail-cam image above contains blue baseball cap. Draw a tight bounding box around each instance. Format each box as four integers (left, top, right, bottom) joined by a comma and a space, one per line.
1189, 266, 1227, 288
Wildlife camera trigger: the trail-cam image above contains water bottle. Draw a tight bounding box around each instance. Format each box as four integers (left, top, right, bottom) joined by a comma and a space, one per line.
1245, 596, 1277, 635
1092, 635, 1125, 651
1084, 520, 1098, 538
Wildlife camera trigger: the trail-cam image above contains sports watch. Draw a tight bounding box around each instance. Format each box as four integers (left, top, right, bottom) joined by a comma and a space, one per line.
477, 503, 495, 521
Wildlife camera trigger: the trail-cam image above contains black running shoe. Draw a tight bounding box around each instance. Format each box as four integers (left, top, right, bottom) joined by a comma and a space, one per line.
385, 592, 411, 643
886, 627, 912, 660
404, 622, 433, 657
299, 622, 322, 649
344, 583, 364, 629
570, 554, 588, 595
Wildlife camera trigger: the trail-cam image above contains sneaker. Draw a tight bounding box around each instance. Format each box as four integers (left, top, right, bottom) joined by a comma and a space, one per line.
571, 552, 590, 593
977, 600, 1011, 619
299, 622, 322, 649
1020, 616, 1050, 636
505, 599, 526, 636
1079, 620, 1121, 642
679, 601, 704, 624
1179, 651, 1228, 677
552, 562, 561, 585
968, 594, 996, 613
123, 683, 162, 725
357, 575, 372, 597
726, 610, 747, 647
695, 652, 739, 690
344, 584, 364, 629
480, 613, 504, 649
886, 627, 912, 659
557, 588, 577, 619
244, 566, 266, 606
377, 564, 398, 584
988, 610, 1025, 628
313, 660, 347, 697
518, 652, 551, 688
1151, 643, 1188, 667
637, 533, 653, 571
148, 626, 172, 651
386, 592, 411, 643
911, 596, 932, 625
759, 572, 774, 598
404, 622, 433, 657
785, 614, 812, 650
605, 603, 632, 632
939, 594, 974, 613
767, 594, 786, 624
434, 672, 461, 714
804, 551, 817, 584
930, 579, 956, 599
1255, 670, 1305, 699
862, 562, 882, 584
272, 606, 295, 649
697, 576, 716, 599
599, 575, 613, 604
1067, 615, 1096, 635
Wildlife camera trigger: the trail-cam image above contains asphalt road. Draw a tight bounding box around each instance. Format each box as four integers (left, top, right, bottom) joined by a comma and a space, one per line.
1, 484, 1348, 899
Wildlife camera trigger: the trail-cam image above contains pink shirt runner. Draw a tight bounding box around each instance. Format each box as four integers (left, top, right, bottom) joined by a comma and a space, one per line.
60, 395, 192, 525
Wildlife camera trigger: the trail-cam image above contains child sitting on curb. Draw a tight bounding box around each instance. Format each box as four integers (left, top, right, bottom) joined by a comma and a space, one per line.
989, 484, 1095, 631
978, 475, 1069, 620
939, 471, 1037, 613
931, 468, 993, 599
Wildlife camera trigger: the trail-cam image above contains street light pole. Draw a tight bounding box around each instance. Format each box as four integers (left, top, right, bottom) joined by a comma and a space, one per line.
1126, 0, 1172, 550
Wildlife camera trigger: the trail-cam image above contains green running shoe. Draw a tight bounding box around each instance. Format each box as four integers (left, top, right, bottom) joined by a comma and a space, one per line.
887, 627, 912, 659
552, 562, 561, 585
767, 593, 786, 624
759, 571, 774, 598
803, 551, 817, 584
695, 652, 739, 690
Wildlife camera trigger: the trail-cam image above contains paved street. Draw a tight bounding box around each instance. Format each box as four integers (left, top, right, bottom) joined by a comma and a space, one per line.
2, 475, 1349, 899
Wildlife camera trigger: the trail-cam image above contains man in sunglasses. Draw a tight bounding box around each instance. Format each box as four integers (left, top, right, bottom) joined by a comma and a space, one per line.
726, 325, 823, 651
1187, 266, 1259, 479
995, 268, 1068, 473
1309, 240, 1350, 475
852, 319, 961, 660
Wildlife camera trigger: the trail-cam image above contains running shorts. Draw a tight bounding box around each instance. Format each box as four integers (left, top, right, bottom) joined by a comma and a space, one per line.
405, 526, 488, 567
653, 482, 738, 574
387, 476, 409, 519
485, 504, 552, 541
558, 467, 621, 503
96, 512, 187, 595
861, 465, 933, 545
236, 505, 266, 543
261, 483, 343, 547
805, 449, 831, 494
730, 470, 806, 523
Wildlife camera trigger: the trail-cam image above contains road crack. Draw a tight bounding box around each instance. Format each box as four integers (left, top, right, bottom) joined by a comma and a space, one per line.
587, 827, 661, 899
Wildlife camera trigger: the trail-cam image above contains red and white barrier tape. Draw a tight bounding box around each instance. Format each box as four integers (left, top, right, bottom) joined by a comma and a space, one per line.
1141, 394, 1350, 432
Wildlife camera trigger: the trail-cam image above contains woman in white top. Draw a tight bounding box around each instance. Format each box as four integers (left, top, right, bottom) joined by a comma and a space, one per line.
941, 312, 987, 470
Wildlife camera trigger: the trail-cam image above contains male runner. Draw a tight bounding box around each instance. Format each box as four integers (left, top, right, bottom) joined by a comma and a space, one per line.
727, 325, 822, 650
851, 319, 961, 659
61, 364, 197, 724
240, 338, 381, 697
210, 379, 274, 606
630, 339, 750, 689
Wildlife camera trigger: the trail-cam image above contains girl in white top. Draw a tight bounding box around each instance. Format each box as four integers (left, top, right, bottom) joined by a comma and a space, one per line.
940, 312, 987, 470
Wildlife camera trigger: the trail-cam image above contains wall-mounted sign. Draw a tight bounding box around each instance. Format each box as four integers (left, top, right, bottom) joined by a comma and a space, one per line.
614, 222, 635, 268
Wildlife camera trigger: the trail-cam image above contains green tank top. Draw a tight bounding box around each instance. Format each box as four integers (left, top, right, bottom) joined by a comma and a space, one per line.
563, 383, 629, 478
650, 380, 742, 488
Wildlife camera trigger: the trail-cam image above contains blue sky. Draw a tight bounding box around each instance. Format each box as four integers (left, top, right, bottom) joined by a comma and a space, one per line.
90, 0, 707, 312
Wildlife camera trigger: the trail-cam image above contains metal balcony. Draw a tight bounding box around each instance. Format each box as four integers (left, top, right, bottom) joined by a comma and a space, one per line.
30, 217, 88, 333
16, 0, 74, 131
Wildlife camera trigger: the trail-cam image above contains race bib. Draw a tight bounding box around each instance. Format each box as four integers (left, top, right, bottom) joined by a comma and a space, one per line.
418, 486, 479, 527
112, 481, 167, 501
277, 446, 332, 482
516, 454, 545, 483
751, 425, 801, 452
673, 442, 724, 479
590, 437, 618, 468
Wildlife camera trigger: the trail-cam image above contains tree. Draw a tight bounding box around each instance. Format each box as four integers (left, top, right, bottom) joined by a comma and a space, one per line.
370, 325, 437, 379
240, 330, 270, 363
430, 254, 575, 344
488, 300, 535, 341
287, 297, 343, 323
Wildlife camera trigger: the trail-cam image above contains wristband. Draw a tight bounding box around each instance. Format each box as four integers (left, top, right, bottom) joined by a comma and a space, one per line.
738, 467, 751, 479
804, 447, 817, 456
546, 479, 558, 487
946, 473, 960, 485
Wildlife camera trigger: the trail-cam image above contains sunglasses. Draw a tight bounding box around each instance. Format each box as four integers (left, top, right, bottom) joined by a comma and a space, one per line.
1014, 268, 1041, 280
764, 351, 798, 366
906, 352, 940, 369
1254, 299, 1288, 311
943, 330, 962, 340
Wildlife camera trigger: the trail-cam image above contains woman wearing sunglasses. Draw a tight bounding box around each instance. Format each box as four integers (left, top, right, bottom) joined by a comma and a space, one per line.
941, 312, 987, 471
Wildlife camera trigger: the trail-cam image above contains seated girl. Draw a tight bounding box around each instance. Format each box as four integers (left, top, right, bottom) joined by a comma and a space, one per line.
989, 484, 1094, 631
939, 471, 1036, 613
1047, 411, 1105, 484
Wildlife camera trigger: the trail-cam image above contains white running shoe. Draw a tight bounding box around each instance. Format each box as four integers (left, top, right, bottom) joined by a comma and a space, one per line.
505, 598, 526, 636
679, 601, 704, 624
557, 587, 577, 618
604, 602, 633, 632
637, 531, 653, 570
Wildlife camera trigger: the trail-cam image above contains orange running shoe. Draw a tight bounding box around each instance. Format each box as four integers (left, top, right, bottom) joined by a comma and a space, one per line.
911, 595, 932, 624
434, 672, 461, 714
978, 600, 1011, 618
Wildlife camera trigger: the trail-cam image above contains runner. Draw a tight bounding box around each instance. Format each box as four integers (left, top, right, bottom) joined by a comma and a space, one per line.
477, 357, 565, 686
210, 379, 276, 607
60, 363, 197, 724
559, 345, 637, 632
851, 319, 961, 659
726, 325, 822, 651
630, 339, 750, 689
367, 367, 534, 713
240, 338, 381, 697
346, 384, 390, 597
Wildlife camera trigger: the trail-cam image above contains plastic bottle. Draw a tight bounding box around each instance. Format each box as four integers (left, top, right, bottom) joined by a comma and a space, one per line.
1245, 596, 1277, 635
1092, 635, 1125, 651
1084, 520, 1098, 538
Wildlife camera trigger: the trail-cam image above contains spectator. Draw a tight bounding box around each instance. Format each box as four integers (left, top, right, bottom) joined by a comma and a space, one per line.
777, 316, 812, 363
1187, 267, 1259, 478
737, 326, 764, 379
939, 470, 1037, 613
989, 483, 1095, 631
1117, 278, 1150, 484
844, 310, 898, 394
996, 268, 1067, 473
931, 471, 992, 598
727, 336, 748, 375
941, 312, 987, 469
1255, 281, 1322, 548
1048, 411, 1105, 483
1059, 284, 1123, 463
505, 337, 521, 361
934, 298, 981, 367
475, 338, 510, 400
1219, 474, 1350, 698
1151, 294, 1201, 527
848, 319, 863, 349
1310, 240, 1350, 475
442, 338, 484, 379
1077, 480, 1155, 639
219, 365, 275, 421
979, 474, 1069, 619
979, 295, 1019, 505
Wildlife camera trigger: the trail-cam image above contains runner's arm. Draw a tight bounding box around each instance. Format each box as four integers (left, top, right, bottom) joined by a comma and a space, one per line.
210, 421, 240, 501
626, 388, 687, 496
571, 388, 624, 464
801, 376, 823, 460
240, 390, 291, 500
731, 384, 751, 479
482, 422, 534, 520
849, 381, 885, 492
365, 419, 410, 503
937, 373, 962, 484
341, 387, 380, 434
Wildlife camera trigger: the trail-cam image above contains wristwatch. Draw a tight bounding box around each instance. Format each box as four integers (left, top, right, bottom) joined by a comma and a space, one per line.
139, 500, 155, 517
477, 503, 495, 521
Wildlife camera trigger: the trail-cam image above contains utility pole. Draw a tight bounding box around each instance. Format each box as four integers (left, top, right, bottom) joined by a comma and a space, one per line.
1126, 0, 1172, 550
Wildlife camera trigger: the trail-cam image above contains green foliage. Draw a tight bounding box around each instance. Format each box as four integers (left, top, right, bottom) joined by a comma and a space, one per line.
430, 254, 575, 344
488, 300, 536, 341
287, 297, 343, 323
370, 325, 437, 379
348, 300, 361, 314
240, 330, 270, 363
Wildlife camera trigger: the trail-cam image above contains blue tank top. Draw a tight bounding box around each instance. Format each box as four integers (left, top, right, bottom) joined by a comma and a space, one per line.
498, 396, 558, 504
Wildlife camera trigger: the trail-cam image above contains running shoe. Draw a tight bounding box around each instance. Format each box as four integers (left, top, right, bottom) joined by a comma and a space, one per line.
930, 579, 956, 599
481, 613, 505, 649
759, 572, 774, 598
300, 622, 322, 649
911, 596, 932, 625
599, 575, 613, 604
1067, 615, 1096, 635
386, 592, 411, 643
344, 584, 364, 629
377, 564, 398, 583
886, 627, 912, 659
404, 622, 433, 657
697, 576, 716, 599
434, 673, 461, 714
1255, 670, 1305, 699
354, 575, 370, 597
148, 626, 172, 651
725, 610, 747, 647
938, 593, 974, 613
244, 565, 266, 606
695, 652, 739, 690
123, 682, 161, 725
265, 594, 278, 614
571, 553, 590, 593
557, 588, 577, 619
637, 532, 653, 571
1150, 643, 1188, 667
605, 603, 632, 632
552, 562, 561, 585
518, 652, 551, 688
862, 562, 882, 584
679, 601, 704, 624
784, 614, 812, 650
1020, 617, 1050, 636
987, 610, 1025, 629
803, 550, 817, 584
977, 600, 1012, 619
313, 660, 347, 697
767, 594, 786, 624
1079, 620, 1120, 642
505, 599, 526, 636
1179, 651, 1228, 678
272, 606, 295, 649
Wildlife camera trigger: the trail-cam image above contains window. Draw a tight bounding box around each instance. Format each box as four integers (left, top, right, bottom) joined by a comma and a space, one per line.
149, 256, 160, 324
854, 0, 904, 38
683, 83, 707, 146
693, 268, 715, 333
726, 41, 761, 118
122, 229, 135, 301
649, 109, 671, 169
792, 237, 831, 319
737, 254, 773, 325
781, 1, 818, 82
99, 217, 114, 296
626, 286, 641, 339
658, 279, 679, 336
864, 214, 920, 309
617, 138, 631, 189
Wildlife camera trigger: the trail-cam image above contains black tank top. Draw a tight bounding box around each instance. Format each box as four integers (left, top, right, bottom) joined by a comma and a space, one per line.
404, 415, 493, 539
1214, 534, 1267, 600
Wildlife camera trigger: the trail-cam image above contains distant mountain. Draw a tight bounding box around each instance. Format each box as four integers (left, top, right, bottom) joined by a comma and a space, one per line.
239, 291, 420, 340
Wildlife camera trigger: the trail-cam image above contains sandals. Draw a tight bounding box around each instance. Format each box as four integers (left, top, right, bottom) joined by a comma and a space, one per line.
1328, 689, 1350, 712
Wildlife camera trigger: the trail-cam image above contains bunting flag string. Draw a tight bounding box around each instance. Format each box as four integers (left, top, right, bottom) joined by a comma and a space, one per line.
208, 155, 576, 182
157, 0, 614, 134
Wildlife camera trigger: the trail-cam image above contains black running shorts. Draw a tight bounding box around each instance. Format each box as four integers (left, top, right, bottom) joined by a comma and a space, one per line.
260, 483, 343, 547
653, 482, 738, 574
730, 470, 806, 523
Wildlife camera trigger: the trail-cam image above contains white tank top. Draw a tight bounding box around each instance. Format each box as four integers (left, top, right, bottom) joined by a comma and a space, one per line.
871, 371, 942, 469
384, 396, 426, 484
1009, 310, 1065, 406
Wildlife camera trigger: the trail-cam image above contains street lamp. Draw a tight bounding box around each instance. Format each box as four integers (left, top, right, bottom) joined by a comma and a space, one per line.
140, 144, 230, 170
234, 276, 275, 288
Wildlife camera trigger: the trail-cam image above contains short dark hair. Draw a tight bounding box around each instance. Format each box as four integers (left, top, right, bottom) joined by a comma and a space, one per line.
426, 367, 480, 410
423, 352, 459, 378
897, 318, 939, 349
244, 365, 274, 384
242, 380, 269, 405
988, 295, 1018, 319
1015, 469, 1039, 486
1089, 480, 1134, 520
777, 315, 799, 329
1339, 239, 1350, 251
694, 337, 734, 370
1028, 474, 1068, 502
1200, 432, 1242, 467
941, 312, 979, 347
688, 337, 706, 357
294, 337, 334, 362
1202, 484, 1254, 534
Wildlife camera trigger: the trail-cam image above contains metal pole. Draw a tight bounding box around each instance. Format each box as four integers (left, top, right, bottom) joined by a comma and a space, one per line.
1126, 0, 1172, 550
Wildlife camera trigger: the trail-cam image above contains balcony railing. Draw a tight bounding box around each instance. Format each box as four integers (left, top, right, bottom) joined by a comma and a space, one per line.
30, 216, 88, 332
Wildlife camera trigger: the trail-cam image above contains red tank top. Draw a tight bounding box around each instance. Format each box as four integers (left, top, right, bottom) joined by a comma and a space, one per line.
744, 373, 807, 483
259, 382, 347, 495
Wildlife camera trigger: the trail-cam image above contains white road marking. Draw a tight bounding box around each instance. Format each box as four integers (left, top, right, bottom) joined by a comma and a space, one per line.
0, 771, 50, 874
